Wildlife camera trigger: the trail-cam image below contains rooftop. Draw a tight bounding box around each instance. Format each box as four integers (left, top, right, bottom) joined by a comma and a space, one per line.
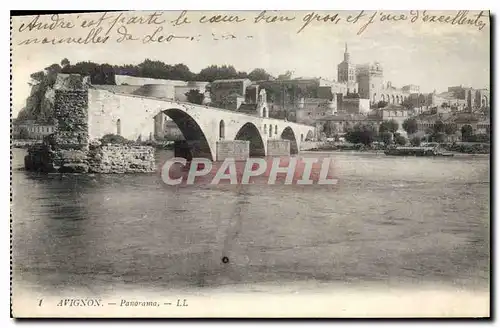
212, 78, 251, 84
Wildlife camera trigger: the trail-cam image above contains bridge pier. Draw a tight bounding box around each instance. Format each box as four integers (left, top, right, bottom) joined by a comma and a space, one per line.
216, 140, 250, 161
267, 140, 291, 157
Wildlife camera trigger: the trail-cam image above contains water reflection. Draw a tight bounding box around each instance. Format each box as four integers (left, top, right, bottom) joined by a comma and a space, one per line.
11, 148, 490, 294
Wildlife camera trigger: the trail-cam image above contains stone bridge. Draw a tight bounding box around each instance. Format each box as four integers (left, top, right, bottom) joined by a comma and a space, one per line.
86, 87, 316, 161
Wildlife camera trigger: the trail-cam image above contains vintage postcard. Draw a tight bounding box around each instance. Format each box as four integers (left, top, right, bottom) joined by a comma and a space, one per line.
10, 10, 490, 318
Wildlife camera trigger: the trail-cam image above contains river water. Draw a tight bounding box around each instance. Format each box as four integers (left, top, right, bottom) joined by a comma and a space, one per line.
11, 148, 490, 296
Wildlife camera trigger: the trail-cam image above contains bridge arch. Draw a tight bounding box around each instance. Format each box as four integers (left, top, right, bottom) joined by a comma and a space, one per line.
235, 122, 266, 157
281, 126, 298, 155
162, 108, 213, 160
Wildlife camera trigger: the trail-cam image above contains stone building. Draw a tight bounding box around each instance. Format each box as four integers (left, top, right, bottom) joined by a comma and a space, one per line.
207, 78, 340, 123
414, 112, 490, 138
12, 119, 56, 139
337, 43, 359, 94
375, 81, 411, 107
316, 112, 382, 135
356, 62, 384, 104
295, 97, 338, 125
339, 44, 415, 108
402, 84, 420, 94
422, 86, 490, 112
406, 86, 488, 114
453, 113, 490, 134
342, 97, 370, 114
114, 75, 210, 104
373, 104, 411, 133
209, 78, 253, 110
465, 88, 490, 110
256, 78, 339, 121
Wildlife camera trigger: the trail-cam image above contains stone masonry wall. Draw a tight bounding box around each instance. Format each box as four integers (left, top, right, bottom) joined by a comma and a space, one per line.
50, 88, 90, 172
88, 143, 156, 173
216, 140, 250, 161
267, 140, 290, 157
53, 89, 89, 149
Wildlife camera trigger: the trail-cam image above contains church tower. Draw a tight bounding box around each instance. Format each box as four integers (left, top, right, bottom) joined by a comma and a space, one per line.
337, 43, 357, 93
343, 43, 350, 63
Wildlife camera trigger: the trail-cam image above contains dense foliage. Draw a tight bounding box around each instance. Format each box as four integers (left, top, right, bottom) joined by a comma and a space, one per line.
100, 134, 130, 145
402, 118, 418, 135
379, 120, 399, 134
345, 123, 377, 145
185, 89, 205, 105
410, 136, 421, 146
394, 134, 407, 145
461, 124, 474, 141
376, 101, 388, 108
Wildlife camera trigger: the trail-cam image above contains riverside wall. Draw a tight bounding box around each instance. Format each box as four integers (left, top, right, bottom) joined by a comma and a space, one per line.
88, 143, 156, 173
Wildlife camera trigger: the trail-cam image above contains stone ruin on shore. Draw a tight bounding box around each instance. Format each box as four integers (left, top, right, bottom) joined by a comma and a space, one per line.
24, 74, 156, 174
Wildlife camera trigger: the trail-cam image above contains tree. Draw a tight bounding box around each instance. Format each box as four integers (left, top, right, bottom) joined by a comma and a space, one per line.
62, 61, 116, 84
402, 118, 418, 135
401, 98, 415, 110
236, 71, 249, 79
197, 64, 240, 82
45, 63, 62, 74
380, 132, 393, 145
248, 68, 273, 81
380, 120, 399, 134
377, 100, 388, 108
100, 134, 131, 144
387, 120, 399, 134
345, 124, 377, 145
185, 89, 205, 105
323, 121, 338, 137
61, 58, 70, 68
433, 120, 445, 133
461, 124, 473, 141
379, 122, 389, 133
395, 134, 407, 145
410, 136, 421, 146
431, 132, 446, 143
444, 123, 457, 136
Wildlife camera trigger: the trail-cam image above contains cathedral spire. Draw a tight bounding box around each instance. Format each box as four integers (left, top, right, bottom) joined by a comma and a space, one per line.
343, 42, 350, 62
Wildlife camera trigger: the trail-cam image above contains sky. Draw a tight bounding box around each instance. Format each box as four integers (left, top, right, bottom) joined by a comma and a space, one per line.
11, 10, 490, 116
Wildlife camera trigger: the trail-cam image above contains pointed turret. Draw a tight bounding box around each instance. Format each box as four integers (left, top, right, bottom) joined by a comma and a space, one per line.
344, 42, 350, 62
